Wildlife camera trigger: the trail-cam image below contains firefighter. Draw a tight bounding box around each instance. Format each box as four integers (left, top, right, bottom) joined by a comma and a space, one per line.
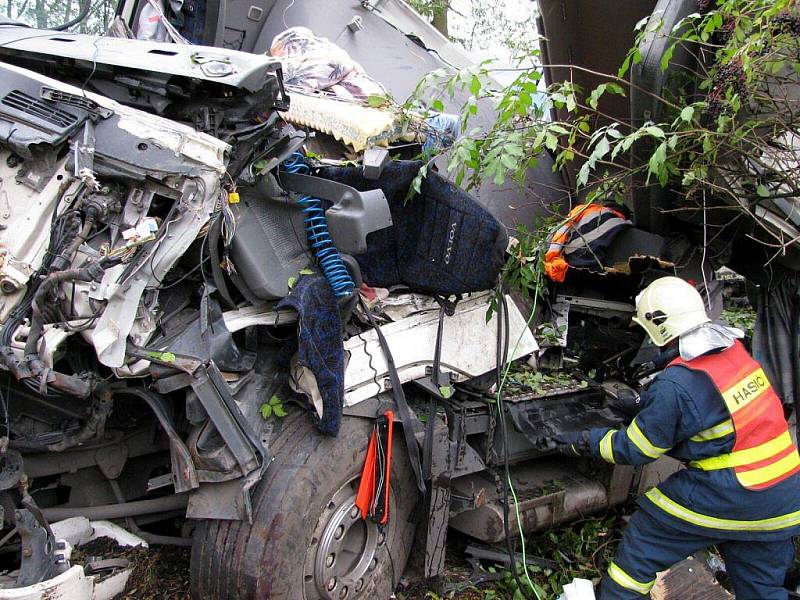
554, 276, 800, 600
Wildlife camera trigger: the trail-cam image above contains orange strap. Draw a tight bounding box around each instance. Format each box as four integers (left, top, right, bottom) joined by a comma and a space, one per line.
380, 410, 394, 525
355, 430, 377, 519
356, 411, 395, 523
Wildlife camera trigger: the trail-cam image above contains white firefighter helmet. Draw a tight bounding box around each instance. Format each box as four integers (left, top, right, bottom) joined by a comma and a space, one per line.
632, 277, 710, 346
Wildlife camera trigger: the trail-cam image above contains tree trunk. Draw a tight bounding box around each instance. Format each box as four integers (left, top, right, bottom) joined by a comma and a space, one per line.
431, 1, 449, 38
34, 0, 44, 28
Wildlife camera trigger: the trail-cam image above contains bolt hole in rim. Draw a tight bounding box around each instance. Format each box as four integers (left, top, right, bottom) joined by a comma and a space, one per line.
305, 477, 382, 600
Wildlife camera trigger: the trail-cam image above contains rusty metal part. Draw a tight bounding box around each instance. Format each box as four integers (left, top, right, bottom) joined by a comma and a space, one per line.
448, 459, 610, 544
25, 356, 94, 398
47, 388, 113, 451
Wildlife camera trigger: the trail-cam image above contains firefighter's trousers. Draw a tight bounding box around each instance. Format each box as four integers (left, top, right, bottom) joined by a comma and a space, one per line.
601, 509, 795, 600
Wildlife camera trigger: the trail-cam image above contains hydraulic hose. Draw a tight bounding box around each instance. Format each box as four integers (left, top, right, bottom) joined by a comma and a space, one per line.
281, 153, 356, 298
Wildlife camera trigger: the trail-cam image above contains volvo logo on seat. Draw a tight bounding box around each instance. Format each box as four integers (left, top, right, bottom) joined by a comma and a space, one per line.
443, 221, 457, 265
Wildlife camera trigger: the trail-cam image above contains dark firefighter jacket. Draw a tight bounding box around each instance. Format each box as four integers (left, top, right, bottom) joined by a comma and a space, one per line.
588, 342, 800, 541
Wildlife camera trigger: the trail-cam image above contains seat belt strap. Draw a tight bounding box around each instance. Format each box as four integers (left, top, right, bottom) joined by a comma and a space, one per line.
361, 298, 426, 499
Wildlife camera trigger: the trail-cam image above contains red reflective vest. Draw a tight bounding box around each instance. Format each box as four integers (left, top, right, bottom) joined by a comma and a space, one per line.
544, 203, 629, 283
670, 341, 800, 490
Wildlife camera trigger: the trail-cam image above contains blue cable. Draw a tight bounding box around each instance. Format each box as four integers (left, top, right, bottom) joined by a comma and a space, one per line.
281, 153, 356, 298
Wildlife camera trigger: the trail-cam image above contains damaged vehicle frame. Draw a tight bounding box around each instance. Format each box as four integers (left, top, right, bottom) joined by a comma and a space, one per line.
0, 1, 762, 598
0, 11, 552, 598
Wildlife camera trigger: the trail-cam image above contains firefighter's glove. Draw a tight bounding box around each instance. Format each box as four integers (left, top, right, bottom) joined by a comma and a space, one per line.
601, 381, 642, 419
551, 430, 591, 457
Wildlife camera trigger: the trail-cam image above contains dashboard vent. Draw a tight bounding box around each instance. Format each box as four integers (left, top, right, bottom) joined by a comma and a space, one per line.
1, 90, 78, 129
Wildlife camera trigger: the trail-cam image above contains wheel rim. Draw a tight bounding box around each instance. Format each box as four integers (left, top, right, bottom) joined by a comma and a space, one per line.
304, 476, 382, 600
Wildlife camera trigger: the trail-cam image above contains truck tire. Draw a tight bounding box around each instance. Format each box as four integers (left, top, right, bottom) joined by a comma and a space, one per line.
190, 411, 417, 599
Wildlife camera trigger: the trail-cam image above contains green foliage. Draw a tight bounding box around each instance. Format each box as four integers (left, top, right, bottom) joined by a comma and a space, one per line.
722, 306, 756, 341
489, 515, 624, 599
260, 395, 288, 419
507, 362, 588, 395
410, 0, 800, 296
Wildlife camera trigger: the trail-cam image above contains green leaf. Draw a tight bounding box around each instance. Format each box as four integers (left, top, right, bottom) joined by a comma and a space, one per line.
470, 74, 481, 96
593, 136, 610, 161
287, 276, 297, 289
606, 82, 625, 96
643, 125, 665, 139
269, 394, 281, 406
647, 141, 668, 183
431, 98, 444, 112
299, 268, 314, 276
576, 162, 591, 188
680, 106, 695, 123
273, 405, 288, 418
260, 403, 272, 419
588, 84, 606, 110
756, 184, 770, 198
659, 43, 675, 72
367, 94, 389, 108
439, 385, 453, 399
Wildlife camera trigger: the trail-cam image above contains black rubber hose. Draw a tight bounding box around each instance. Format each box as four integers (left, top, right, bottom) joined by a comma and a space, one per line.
40, 493, 188, 521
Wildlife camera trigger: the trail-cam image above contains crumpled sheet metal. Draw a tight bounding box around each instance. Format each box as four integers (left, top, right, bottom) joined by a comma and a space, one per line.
283, 91, 401, 152
0, 62, 230, 174
92, 171, 223, 368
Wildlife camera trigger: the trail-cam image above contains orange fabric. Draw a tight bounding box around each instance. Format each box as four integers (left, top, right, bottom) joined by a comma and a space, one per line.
544, 254, 569, 282
543, 203, 627, 282
671, 341, 798, 490
355, 430, 377, 519
740, 445, 797, 473
748, 464, 800, 490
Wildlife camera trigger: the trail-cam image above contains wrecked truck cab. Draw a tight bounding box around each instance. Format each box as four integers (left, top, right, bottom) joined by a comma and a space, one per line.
0, 16, 569, 598
0, 2, 679, 598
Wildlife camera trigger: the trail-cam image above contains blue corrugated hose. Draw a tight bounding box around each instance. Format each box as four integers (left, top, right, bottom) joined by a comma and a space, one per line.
282, 153, 356, 297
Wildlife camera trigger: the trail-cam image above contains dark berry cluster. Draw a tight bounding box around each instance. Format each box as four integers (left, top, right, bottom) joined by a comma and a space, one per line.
716, 15, 736, 44
696, 0, 713, 13
773, 11, 800, 36
715, 59, 748, 97
705, 86, 725, 118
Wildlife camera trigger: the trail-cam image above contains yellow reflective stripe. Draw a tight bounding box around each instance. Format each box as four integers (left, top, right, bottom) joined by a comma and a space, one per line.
722, 367, 770, 414
607, 562, 654, 594
690, 430, 793, 470
599, 430, 616, 463
689, 419, 734, 442
626, 419, 669, 459
646, 488, 800, 531
735, 449, 800, 488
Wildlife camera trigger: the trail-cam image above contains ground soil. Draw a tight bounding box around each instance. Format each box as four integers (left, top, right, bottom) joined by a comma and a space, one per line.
71, 537, 191, 599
